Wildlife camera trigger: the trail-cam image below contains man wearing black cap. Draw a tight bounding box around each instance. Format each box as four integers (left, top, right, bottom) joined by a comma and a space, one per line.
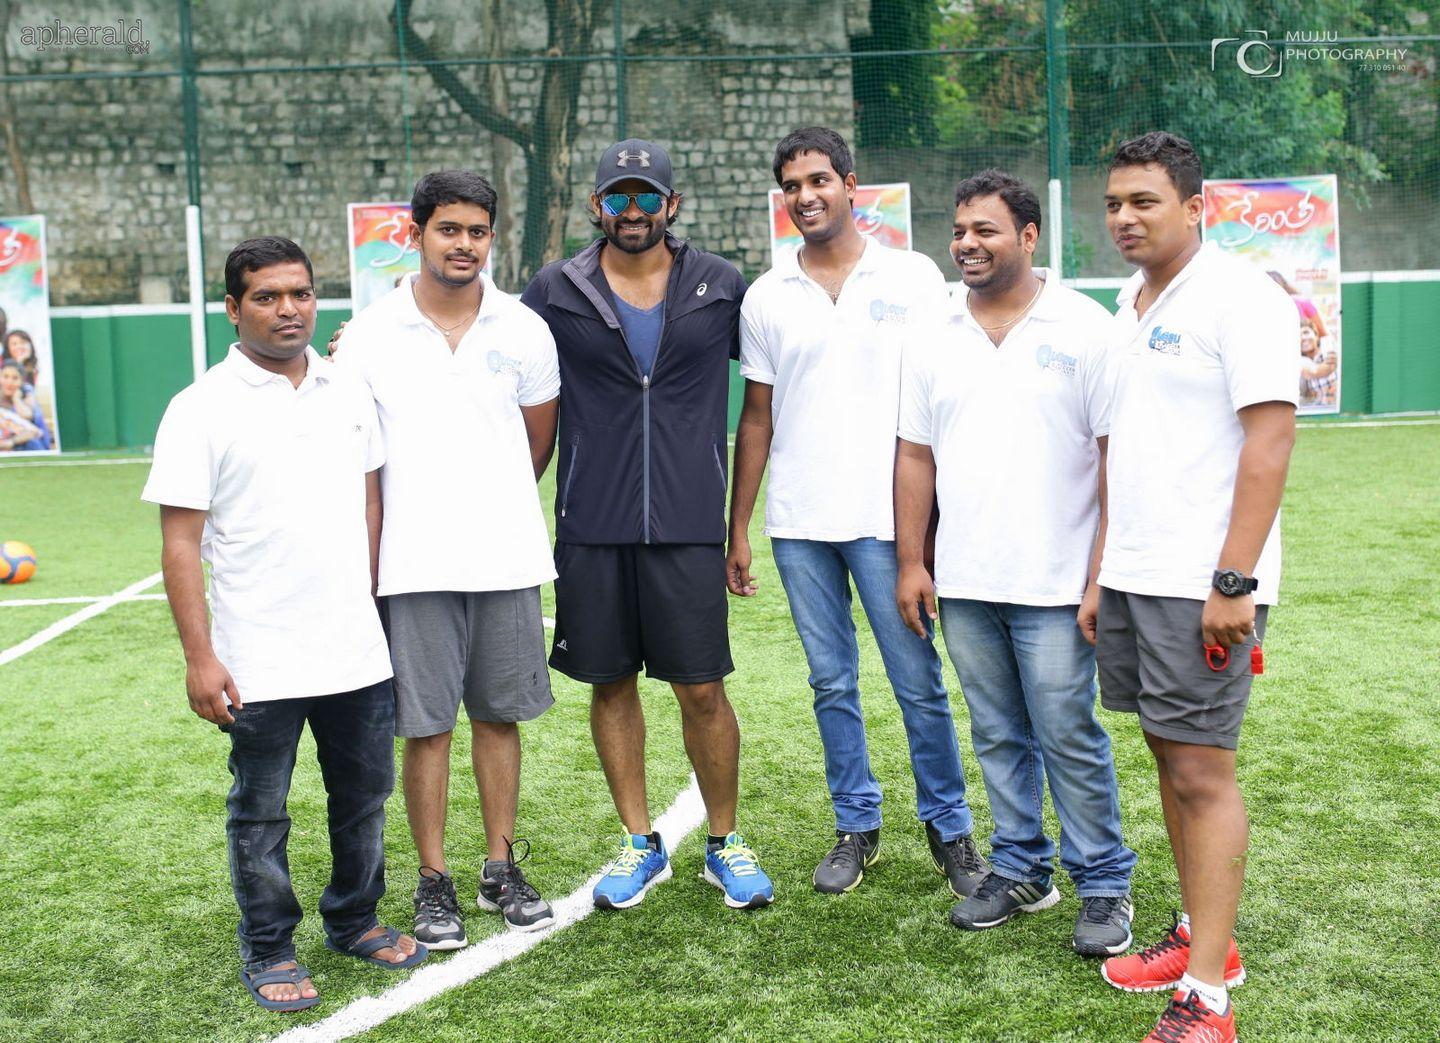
522, 139, 774, 911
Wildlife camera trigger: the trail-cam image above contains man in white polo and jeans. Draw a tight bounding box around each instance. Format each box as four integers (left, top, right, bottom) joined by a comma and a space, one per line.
895, 170, 1135, 955
729, 127, 986, 900
334, 170, 560, 945
146, 237, 425, 1013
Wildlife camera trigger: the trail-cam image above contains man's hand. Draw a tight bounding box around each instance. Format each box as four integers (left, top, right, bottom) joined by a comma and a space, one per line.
1201, 589, 1255, 650
726, 534, 758, 596
186, 653, 242, 725
325, 320, 349, 360
895, 562, 937, 638
1077, 582, 1101, 646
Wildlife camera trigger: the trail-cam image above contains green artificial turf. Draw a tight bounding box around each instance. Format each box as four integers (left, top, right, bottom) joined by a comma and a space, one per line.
0, 425, 1437, 1042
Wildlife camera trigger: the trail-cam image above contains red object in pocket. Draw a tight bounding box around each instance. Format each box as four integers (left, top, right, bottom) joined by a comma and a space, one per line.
1251, 644, 1264, 675
1204, 644, 1229, 672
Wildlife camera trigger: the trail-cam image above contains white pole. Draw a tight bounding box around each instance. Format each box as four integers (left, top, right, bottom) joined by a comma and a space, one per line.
1047, 178, 1064, 281
185, 204, 207, 381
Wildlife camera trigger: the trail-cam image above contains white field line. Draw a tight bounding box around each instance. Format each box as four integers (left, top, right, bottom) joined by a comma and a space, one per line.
0, 592, 168, 607
270, 777, 707, 1043
1298, 417, 1440, 430
0, 456, 151, 468
0, 571, 163, 668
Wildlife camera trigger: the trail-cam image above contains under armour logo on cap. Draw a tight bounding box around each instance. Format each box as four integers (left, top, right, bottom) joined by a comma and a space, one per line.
596, 138, 674, 196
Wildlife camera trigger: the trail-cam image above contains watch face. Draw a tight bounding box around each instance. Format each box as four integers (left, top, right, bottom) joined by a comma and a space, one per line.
1216, 570, 1244, 596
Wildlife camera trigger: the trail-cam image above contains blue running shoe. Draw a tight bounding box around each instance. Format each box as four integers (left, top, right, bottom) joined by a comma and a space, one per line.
702, 832, 774, 909
593, 833, 671, 910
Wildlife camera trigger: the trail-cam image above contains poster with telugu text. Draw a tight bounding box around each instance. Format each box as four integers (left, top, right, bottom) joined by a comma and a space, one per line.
768, 183, 912, 269
348, 202, 421, 315
0, 215, 59, 454
1203, 175, 1341, 415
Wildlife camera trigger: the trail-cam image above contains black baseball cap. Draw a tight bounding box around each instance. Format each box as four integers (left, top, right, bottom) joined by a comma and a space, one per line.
595, 138, 673, 196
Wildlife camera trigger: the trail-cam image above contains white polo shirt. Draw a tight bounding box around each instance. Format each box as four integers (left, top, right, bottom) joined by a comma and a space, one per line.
1101, 241, 1298, 604
899, 270, 1113, 606
141, 345, 392, 703
740, 238, 950, 541
336, 272, 559, 596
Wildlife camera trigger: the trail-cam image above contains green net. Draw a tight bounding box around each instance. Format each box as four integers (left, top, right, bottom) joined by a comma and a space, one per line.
1, 0, 1435, 311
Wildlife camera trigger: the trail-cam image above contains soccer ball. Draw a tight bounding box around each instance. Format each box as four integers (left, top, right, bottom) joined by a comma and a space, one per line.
1, 541, 37, 584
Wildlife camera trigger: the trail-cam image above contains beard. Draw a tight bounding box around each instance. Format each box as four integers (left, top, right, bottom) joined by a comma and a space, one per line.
604, 216, 667, 255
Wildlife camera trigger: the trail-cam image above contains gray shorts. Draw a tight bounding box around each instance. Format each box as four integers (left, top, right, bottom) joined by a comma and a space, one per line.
1097, 587, 1268, 750
384, 588, 554, 738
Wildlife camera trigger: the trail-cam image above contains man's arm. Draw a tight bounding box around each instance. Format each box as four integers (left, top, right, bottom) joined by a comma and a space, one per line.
1077, 436, 1108, 645
726, 380, 773, 596
1202, 400, 1296, 648
159, 505, 242, 724
521, 398, 559, 480
365, 469, 382, 597
894, 437, 939, 637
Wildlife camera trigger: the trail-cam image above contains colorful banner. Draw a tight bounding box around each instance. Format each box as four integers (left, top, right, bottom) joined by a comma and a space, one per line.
348, 202, 421, 315
1202, 175, 1341, 415
0, 215, 58, 455
768, 183, 913, 268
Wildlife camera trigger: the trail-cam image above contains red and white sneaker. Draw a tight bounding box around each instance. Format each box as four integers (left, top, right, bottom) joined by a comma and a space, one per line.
1141, 989, 1236, 1043
1102, 917, 1245, 993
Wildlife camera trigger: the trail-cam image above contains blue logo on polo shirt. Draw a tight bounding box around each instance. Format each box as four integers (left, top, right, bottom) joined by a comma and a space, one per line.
1036, 343, 1077, 377
869, 299, 911, 325
487, 350, 521, 376
1148, 325, 1182, 356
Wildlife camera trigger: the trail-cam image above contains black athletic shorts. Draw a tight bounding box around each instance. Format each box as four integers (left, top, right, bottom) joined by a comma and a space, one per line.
549, 542, 734, 685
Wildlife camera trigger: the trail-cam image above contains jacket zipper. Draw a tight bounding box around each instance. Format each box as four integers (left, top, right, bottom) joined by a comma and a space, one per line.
712, 442, 726, 492
560, 435, 580, 518
641, 374, 651, 543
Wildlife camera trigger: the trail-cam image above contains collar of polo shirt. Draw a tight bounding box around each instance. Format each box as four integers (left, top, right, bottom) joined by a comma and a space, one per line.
396, 270, 501, 330
1115, 238, 1217, 313
225, 343, 329, 387
949, 266, 1064, 331
778, 234, 882, 284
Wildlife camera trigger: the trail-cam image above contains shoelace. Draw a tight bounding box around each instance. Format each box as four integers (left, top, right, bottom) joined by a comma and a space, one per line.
416, 871, 458, 919
824, 833, 867, 869
494, 837, 542, 902
1149, 990, 1210, 1043
969, 870, 1011, 902
942, 836, 984, 875
608, 837, 652, 877
1139, 926, 1187, 964
1081, 895, 1125, 925
714, 837, 760, 877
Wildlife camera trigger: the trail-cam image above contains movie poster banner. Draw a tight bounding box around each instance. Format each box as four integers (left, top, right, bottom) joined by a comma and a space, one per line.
348, 202, 421, 315
1202, 175, 1341, 415
768, 183, 912, 268
0, 214, 59, 454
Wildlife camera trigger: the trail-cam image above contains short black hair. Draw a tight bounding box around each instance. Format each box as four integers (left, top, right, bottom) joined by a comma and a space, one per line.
224, 237, 313, 303
1109, 131, 1203, 200
410, 169, 498, 228
954, 169, 1042, 235
772, 127, 854, 186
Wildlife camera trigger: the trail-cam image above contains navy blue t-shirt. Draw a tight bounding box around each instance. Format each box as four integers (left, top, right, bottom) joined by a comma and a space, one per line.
614, 295, 664, 377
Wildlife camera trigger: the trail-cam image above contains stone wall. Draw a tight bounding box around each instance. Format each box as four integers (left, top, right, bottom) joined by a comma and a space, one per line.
0, 0, 868, 304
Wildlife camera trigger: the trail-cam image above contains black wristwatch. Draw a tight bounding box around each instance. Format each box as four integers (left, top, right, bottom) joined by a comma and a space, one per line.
1212, 569, 1259, 597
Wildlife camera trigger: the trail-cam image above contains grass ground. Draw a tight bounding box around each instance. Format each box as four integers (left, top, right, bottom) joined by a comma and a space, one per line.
1, 421, 1437, 1042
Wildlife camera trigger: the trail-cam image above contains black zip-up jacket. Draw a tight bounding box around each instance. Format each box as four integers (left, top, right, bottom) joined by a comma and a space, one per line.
521, 234, 746, 545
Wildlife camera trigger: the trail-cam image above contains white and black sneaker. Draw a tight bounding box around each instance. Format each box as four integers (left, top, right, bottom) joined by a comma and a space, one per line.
413, 867, 468, 950
477, 838, 555, 933
1072, 894, 1134, 956
924, 822, 989, 899
949, 871, 1060, 930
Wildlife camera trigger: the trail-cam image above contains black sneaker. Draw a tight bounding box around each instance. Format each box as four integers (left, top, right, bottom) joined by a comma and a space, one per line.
812, 829, 880, 894
413, 867, 468, 950
477, 838, 555, 933
949, 871, 1060, 930
1073, 894, 1134, 956
924, 822, 989, 899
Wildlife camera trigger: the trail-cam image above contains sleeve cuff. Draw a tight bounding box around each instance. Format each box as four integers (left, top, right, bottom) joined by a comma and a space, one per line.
738, 366, 776, 385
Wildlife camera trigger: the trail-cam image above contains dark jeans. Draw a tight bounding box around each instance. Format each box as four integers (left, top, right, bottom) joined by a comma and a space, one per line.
224, 679, 396, 972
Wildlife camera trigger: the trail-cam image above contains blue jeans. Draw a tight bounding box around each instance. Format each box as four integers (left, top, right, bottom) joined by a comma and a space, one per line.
224, 679, 396, 971
938, 599, 1135, 896
771, 538, 972, 840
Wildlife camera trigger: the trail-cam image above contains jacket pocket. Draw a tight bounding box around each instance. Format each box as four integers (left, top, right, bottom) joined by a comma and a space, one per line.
560, 434, 581, 518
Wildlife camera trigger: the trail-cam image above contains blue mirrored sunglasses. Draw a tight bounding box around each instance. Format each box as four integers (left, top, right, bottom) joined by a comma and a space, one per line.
601, 192, 666, 217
